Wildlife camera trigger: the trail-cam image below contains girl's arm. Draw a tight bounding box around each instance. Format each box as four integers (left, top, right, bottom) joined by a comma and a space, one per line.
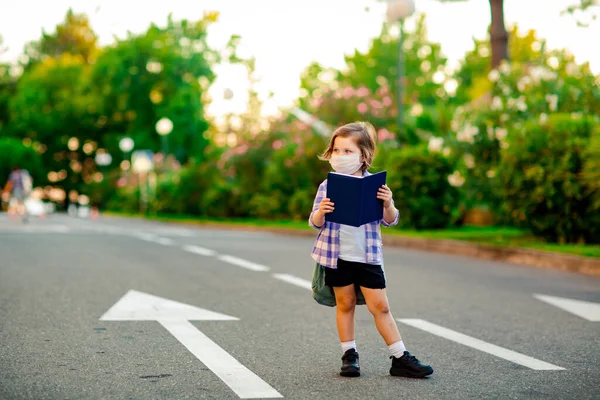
378, 184, 399, 227
383, 203, 399, 226
309, 181, 327, 229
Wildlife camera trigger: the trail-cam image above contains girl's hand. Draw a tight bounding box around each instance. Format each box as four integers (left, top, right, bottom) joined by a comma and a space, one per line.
377, 185, 393, 209
318, 198, 335, 214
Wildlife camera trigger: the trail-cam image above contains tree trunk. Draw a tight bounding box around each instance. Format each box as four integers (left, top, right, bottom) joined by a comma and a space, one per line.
488, 0, 509, 68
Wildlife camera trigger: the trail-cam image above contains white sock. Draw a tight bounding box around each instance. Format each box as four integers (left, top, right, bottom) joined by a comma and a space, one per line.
388, 340, 407, 358
341, 340, 357, 353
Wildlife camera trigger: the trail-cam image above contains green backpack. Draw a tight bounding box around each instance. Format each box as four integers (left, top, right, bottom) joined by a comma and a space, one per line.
311, 263, 366, 307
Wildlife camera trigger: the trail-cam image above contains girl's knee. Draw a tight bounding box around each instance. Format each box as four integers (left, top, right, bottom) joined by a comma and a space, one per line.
337, 295, 357, 312
369, 299, 390, 315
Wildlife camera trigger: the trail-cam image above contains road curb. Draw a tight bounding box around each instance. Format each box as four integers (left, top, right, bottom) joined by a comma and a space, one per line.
103, 215, 600, 276
381, 235, 600, 276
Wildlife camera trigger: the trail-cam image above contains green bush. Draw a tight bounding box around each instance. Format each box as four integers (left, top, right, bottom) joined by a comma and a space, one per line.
201, 181, 235, 218
288, 189, 314, 221
175, 164, 215, 215
85, 170, 120, 208
497, 114, 599, 243
108, 184, 141, 213
152, 173, 185, 215
385, 144, 460, 229
582, 132, 600, 242
249, 192, 284, 219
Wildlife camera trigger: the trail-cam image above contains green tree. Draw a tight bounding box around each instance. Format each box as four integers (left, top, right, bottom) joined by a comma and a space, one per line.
0, 65, 16, 135
341, 14, 448, 107
447, 27, 600, 216
90, 13, 219, 163
437, 0, 600, 66
435, 0, 508, 68
563, 0, 599, 26
9, 54, 97, 193
297, 62, 342, 112
23, 9, 98, 68
454, 26, 546, 102
294, 14, 451, 145
0, 35, 15, 135
0, 137, 44, 185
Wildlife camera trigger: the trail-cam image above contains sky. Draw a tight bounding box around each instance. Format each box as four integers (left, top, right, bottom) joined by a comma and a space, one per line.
1, 0, 599, 118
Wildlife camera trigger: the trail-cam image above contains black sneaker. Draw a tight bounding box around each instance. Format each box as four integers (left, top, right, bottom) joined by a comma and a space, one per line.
340, 349, 360, 377
390, 351, 433, 378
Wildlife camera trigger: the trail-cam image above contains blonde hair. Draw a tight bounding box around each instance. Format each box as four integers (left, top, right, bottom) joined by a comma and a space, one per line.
319, 121, 377, 171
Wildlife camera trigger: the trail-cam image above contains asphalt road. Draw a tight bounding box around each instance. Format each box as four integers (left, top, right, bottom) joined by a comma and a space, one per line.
1, 213, 599, 400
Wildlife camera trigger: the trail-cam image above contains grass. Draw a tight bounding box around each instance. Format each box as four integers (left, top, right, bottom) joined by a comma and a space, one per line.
105, 211, 600, 259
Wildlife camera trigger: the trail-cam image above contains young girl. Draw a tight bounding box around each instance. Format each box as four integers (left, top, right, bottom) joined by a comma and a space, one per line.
309, 121, 433, 379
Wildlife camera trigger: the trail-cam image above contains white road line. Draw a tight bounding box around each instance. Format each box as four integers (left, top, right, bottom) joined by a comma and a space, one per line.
49, 225, 70, 232
159, 319, 282, 399
0, 225, 70, 233
136, 233, 157, 241
159, 230, 195, 237
534, 294, 600, 322
217, 255, 269, 272
155, 237, 173, 246
182, 245, 217, 257
397, 319, 565, 371
135, 234, 173, 246
272, 273, 312, 291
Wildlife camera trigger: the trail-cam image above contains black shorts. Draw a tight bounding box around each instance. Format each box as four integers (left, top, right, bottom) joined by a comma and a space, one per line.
324, 258, 386, 289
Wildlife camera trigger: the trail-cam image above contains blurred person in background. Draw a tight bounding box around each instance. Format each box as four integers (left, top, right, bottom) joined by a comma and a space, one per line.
2, 165, 32, 222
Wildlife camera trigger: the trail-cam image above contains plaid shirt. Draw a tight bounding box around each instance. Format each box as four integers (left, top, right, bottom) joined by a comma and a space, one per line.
309, 171, 399, 269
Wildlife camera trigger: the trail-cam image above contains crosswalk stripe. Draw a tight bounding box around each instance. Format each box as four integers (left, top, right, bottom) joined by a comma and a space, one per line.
397, 318, 566, 371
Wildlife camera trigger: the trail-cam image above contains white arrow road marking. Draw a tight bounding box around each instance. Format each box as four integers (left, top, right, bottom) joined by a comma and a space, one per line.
398, 319, 565, 371
272, 274, 312, 290
159, 319, 282, 399
182, 244, 217, 257
100, 290, 282, 399
534, 294, 600, 321
217, 255, 269, 272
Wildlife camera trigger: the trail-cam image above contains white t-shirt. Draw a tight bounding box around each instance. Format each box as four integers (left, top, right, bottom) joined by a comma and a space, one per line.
339, 224, 367, 263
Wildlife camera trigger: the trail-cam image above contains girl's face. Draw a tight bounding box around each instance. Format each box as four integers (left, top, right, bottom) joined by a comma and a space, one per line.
332, 136, 363, 162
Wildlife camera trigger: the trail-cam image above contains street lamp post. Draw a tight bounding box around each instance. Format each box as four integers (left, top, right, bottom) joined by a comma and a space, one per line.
155, 117, 173, 158
386, 0, 415, 145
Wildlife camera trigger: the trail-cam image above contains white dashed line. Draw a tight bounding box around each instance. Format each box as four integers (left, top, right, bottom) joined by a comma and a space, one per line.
272, 273, 312, 291
182, 245, 217, 257
217, 255, 270, 272
136, 233, 157, 242
154, 237, 173, 246
397, 319, 566, 371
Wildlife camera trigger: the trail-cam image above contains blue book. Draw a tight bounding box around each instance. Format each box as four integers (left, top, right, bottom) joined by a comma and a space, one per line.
325, 171, 387, 227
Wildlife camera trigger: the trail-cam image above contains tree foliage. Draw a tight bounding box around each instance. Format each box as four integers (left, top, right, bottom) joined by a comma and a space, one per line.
0, 137, 44, 185
90, 13, 218, 163
9, 54, 97, 194
563, 0, 599, 26
1, 9, 226, 204
23, 9, 99, 68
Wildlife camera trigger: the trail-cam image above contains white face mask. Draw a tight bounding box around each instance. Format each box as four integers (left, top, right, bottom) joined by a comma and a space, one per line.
329, 154, 363, 175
